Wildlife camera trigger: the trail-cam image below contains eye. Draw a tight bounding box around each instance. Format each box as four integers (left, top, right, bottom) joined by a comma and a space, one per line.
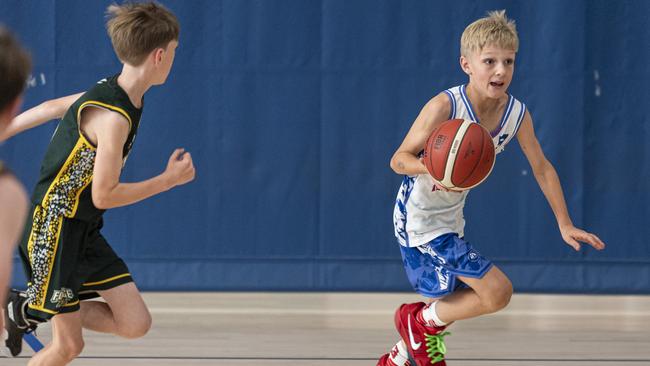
483, 58, 494, 65
505, 59, 514, 65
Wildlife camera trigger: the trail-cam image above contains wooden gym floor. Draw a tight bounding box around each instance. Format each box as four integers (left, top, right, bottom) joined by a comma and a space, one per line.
3, 293, 650, 365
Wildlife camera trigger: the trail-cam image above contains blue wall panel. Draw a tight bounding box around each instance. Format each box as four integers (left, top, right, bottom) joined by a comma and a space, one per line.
1, 0, 648, 293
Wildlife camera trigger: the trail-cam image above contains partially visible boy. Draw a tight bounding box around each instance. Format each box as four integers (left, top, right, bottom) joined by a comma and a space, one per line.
2, 3, 195, 365
379, 10, 605, 366
0, 25, 31, 352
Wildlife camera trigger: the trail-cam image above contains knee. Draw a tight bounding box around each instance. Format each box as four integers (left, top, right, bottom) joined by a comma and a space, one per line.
54, 338, 85, 361
118, 312, 152, 339
482, 278, 513, 313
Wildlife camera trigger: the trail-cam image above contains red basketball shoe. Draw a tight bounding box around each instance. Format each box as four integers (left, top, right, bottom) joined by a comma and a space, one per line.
376, 344, 412, 366
394, 302, 449, 366
377, 354, 397, 366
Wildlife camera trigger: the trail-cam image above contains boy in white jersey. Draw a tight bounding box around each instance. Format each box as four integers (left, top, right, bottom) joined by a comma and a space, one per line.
378, 10, 605, 366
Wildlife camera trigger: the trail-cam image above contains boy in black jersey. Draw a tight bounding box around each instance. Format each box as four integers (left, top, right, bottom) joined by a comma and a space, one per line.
2, 3, 195, 364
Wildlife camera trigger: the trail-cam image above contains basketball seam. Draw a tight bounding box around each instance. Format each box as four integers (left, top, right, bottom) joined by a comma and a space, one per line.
443, 119, 471, 188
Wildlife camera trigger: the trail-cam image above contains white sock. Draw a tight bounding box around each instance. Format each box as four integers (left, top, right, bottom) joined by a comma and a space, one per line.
389, 340, 411, 366
421, 301, 447, 327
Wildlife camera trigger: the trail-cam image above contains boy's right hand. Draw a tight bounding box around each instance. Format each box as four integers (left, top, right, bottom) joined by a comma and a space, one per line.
164, 148, 195, 188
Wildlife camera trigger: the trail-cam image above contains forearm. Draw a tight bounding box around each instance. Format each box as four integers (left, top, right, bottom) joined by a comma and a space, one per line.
533, 163, 573, 228
1, 101, 62, 140
0, 93, 82, 140
390, 152, 428, 176
93, 173, 173, 209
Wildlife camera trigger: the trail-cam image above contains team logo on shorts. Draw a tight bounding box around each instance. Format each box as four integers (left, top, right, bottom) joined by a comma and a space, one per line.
51, 288, 74, 308
468, 251, 479, 262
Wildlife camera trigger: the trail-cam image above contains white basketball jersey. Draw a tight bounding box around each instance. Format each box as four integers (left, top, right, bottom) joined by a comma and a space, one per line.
394, 84, 526, 247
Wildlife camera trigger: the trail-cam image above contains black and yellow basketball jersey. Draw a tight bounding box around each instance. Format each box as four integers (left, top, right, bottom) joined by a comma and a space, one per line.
31, 74, 142, 221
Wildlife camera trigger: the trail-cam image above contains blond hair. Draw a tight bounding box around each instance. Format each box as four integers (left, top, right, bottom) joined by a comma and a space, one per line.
0, 26, 31, 113
106, 1, 180, 66
460, 10, 518, 57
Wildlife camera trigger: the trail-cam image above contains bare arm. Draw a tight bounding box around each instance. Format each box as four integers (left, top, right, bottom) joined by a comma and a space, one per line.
0, 175, 29, 320
390, 93, 452, 175
517, 111, 605, 251
86, 107, 195, 210
0, 92, 83, 141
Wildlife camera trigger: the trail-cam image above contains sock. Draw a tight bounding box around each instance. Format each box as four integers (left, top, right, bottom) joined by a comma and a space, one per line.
13, 294, 43, 328
419, 301, 447, 328
388, 340, 411, 366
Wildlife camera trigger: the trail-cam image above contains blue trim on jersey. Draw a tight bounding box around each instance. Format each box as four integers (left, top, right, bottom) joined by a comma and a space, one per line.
395, 176, 416, 246
492, 95, 514, 137
460, 84, 478, 122
443, 89, 456, 119
513, 103, 527, 136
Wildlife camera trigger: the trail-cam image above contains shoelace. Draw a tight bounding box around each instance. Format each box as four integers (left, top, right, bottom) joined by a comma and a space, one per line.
424, 331, 450, 363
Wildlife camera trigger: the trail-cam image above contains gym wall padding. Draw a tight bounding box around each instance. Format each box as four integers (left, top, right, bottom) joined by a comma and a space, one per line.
2, 0, 648, 293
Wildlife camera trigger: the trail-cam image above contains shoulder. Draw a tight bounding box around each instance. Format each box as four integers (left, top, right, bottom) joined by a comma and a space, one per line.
80, 103, 131, 129
80, 105, 131, 146
422, 91, 452, 119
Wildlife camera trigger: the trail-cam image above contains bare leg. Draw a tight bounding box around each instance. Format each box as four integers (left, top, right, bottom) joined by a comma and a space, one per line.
434, 265, 513, 323
79, 282, 151, 339
27, 312, 83, 366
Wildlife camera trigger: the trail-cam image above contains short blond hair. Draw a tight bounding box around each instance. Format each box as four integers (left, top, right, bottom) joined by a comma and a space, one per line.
460, 10, 518, 57
0, 26, 31, 113
106, 1, 180, 66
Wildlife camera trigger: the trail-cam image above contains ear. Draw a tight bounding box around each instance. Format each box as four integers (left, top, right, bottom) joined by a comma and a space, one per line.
459, 55, 472, 76
153, 48, 165, 65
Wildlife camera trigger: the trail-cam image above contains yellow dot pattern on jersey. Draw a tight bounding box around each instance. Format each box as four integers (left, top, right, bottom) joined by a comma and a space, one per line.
26, 138, 96, 309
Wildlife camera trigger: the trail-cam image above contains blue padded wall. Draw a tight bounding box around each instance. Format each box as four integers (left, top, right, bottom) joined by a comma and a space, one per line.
1, 0, 648, 293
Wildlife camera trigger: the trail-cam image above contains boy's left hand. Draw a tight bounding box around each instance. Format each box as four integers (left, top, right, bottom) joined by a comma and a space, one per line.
559, 225, 606, 251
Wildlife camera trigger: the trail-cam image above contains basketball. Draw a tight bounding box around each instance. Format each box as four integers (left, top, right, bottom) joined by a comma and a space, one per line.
423, 119, 495, 191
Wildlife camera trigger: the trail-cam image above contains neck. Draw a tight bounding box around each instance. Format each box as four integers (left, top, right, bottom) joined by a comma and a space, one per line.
117, 65, 151, 108
465, 82, 503, 113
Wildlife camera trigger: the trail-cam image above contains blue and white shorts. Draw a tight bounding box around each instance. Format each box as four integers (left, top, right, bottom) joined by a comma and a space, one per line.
399, 233, 493, 298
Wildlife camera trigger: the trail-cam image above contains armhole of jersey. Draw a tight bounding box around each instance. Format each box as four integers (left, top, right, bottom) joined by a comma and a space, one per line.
77, 101, 133, 148
512, 102, 527, 137
443, 90, 456, 119
77, 101, 132, 131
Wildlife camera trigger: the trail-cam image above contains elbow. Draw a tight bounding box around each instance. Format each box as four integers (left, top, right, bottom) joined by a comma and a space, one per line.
389, 155, 402, 174
390, 156, 397, 173
532, 159, 554, 178
92, 190, 112, 210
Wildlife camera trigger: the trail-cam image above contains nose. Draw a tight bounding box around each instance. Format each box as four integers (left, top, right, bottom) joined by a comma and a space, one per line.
495, 63, 505, 76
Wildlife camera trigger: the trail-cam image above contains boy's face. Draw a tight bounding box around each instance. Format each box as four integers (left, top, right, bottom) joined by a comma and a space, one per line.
460, 45, 516, 99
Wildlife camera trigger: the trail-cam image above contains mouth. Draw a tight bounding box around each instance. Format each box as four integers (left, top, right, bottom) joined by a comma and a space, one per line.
489, 81, 505, 88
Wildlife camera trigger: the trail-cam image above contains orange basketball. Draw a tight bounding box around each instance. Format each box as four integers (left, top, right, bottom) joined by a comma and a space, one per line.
423, 119, 495, 191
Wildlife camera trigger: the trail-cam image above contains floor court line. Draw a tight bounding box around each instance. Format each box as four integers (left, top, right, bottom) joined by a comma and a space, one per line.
147, 307, 650, 317
4, 293, 648, 366
12, 356, 650, 362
